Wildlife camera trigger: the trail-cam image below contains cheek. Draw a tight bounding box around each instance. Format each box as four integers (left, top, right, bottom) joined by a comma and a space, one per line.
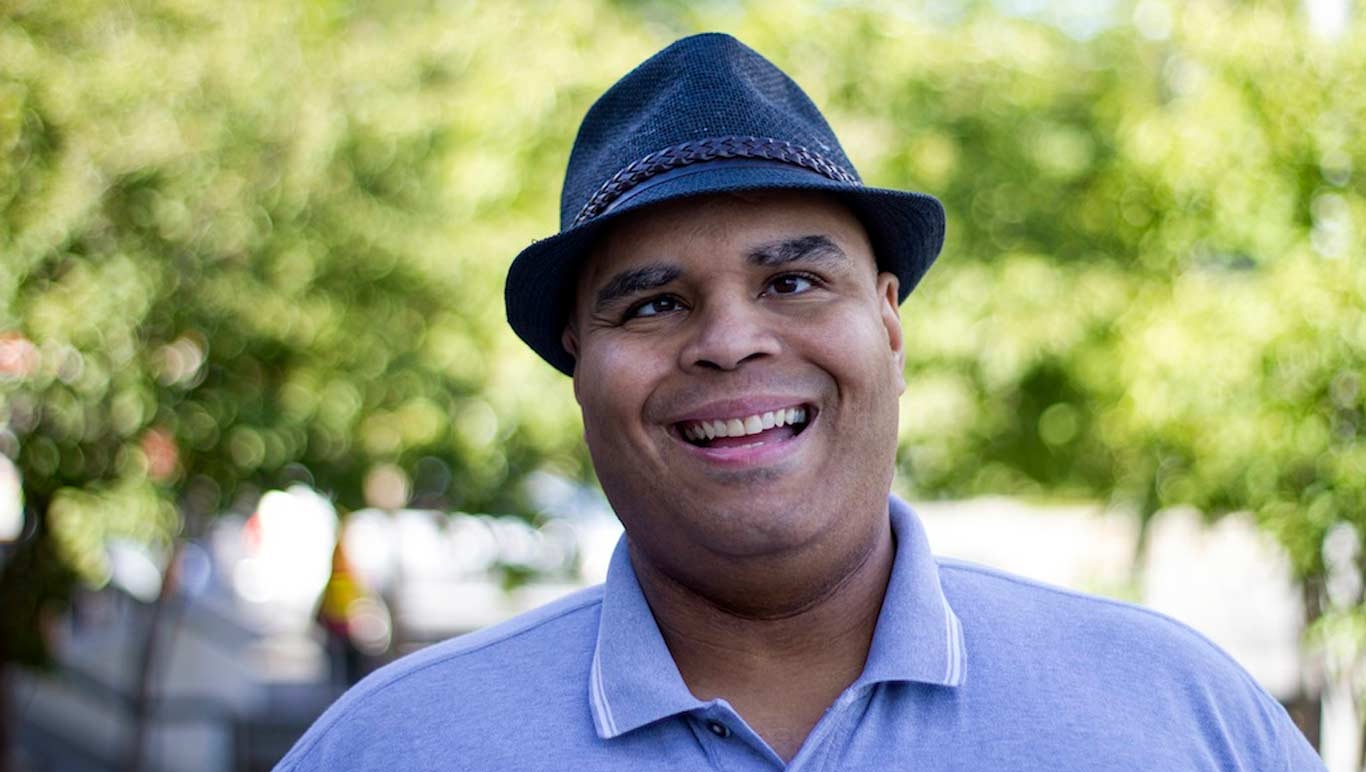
575, 341, 663, 436
809, 311, 898, 385
588, 339, 655, 378
581, 327, 679, 385
577, 374, 620, 436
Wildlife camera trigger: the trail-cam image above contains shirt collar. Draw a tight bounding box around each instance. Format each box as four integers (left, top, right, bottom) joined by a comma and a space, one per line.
589, 538, 705, 739
588, 494, 967, 740
856, 495, 968, 688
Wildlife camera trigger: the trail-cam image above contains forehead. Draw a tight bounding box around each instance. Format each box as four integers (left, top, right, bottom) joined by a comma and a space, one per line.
575, 190, 875, 292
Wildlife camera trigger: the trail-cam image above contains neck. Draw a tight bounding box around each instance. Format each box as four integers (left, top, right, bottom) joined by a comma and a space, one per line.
629, 516, 895, 761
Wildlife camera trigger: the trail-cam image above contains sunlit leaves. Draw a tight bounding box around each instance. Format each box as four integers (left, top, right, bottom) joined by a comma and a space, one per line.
0, 1, 1362, 674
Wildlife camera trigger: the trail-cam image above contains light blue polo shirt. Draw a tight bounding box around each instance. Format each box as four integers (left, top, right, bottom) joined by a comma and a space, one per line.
276, 497, 1323, 771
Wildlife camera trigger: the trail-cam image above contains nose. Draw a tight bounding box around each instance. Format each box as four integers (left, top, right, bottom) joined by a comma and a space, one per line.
678, 293, 781, 372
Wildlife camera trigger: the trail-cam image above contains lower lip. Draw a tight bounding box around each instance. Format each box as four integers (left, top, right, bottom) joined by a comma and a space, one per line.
673, 418, 815, 467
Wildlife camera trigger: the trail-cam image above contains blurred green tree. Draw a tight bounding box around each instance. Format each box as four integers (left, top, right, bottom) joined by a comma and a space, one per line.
712, 0, 1366, 721
1, 0, 1362, 732
0, 0, 628, 665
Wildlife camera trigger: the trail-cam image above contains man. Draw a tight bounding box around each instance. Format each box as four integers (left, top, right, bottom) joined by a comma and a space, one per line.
277, 33, 1322, 771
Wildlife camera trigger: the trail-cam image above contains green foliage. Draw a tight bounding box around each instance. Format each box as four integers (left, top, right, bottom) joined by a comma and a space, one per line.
687, 1, 1366, 579
1, 0, 1362, 667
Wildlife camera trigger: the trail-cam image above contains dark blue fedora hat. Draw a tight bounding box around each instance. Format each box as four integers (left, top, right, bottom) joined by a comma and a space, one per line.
505, 32, 946, 375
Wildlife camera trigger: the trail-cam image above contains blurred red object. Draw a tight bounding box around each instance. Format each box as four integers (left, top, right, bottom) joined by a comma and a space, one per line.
0, 331, 38, 378
140, 427, 180, 482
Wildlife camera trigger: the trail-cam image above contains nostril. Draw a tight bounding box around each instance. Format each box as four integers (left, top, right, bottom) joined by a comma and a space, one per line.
692, 350, 771, 372
680, 306, 782, 372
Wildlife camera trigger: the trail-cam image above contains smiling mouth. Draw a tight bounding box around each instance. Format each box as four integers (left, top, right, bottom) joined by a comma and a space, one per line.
675, 405, 814, 449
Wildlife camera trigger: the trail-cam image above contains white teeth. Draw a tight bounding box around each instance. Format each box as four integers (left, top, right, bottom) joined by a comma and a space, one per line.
682, 407, 809, 442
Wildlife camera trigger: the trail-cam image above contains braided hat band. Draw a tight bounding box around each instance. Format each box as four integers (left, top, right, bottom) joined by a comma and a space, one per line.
573, 136, 862, 227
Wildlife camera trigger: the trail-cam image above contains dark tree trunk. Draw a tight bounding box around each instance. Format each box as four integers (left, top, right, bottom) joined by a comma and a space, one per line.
0, 491, 75, 772
122, 540, 184, 772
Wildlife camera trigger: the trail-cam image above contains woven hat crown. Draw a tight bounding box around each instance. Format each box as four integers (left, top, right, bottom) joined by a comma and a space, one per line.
560, 33, 860, 229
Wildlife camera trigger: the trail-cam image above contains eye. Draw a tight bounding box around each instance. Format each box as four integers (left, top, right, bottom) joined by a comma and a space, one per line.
626, 295, 685, 320
766, 273, 817, 295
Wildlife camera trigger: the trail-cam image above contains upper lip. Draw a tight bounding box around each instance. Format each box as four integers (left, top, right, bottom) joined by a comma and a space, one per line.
664, 397, 814, 426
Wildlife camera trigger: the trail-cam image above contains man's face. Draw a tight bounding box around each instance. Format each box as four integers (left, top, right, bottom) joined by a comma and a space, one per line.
565, 191, 906, 588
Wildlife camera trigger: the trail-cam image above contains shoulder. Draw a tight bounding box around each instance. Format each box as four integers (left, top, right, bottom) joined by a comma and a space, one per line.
274, 585, 605, 772
937, 557, 1264, 686
935, 559, 1323, 770
938, 557, 1254, 675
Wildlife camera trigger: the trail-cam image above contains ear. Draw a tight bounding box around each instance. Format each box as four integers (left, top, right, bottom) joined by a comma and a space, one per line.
561, 324, 582, 402
875, 272, 905, 394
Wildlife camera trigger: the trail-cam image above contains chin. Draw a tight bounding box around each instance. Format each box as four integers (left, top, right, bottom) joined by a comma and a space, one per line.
668, 494, 837, 559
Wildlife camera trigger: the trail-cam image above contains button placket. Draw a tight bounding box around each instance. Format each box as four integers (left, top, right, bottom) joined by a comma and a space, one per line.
797, 686, 870, 772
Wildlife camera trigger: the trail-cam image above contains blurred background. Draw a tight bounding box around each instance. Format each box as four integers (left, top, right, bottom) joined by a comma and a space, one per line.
1, 0, 1363, 769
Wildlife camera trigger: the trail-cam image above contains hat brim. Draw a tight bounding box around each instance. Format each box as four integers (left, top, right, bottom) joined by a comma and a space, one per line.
505, 164, 946, 375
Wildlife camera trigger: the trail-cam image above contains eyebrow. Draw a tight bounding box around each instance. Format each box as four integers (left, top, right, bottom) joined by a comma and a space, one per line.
745, 234, 848, 267
593, 264, 682, 313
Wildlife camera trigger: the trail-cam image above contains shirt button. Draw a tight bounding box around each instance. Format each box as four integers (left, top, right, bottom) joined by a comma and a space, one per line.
706, 720, 731, 738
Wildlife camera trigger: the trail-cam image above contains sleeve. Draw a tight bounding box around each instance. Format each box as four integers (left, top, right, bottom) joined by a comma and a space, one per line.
1276, 709, 1327, 772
